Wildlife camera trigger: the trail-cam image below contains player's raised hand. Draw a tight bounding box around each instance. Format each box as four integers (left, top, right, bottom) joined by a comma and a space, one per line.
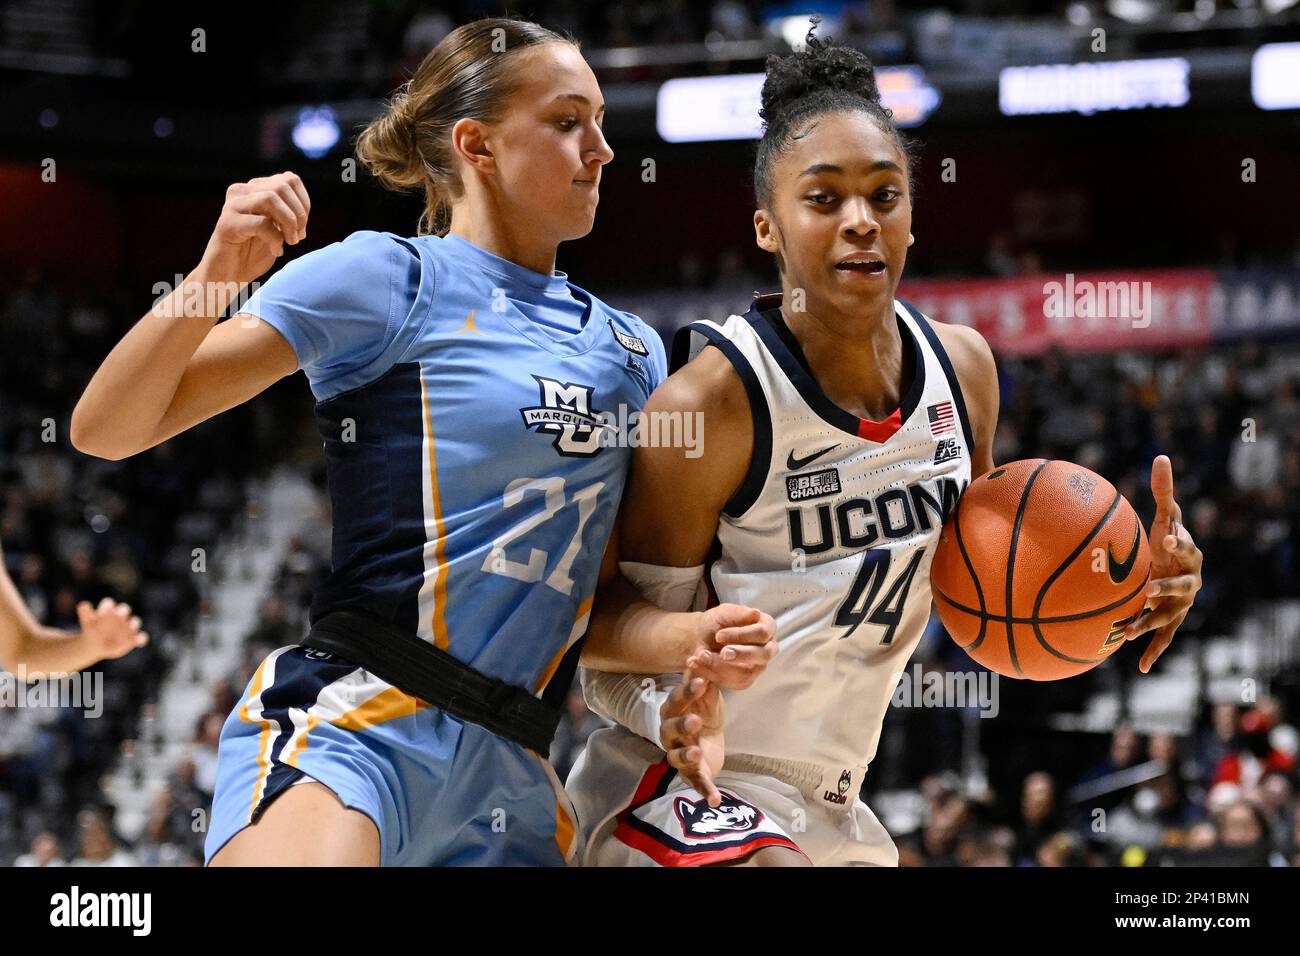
1124, 454, 1203, 673
686, 603, 778, 690
660, 668, 726, 808
199, 171, 311, 284
76, 597, 149, 663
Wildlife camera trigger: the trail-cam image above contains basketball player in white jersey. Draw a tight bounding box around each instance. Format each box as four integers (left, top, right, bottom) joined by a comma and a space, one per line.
567, 20, 1204, 866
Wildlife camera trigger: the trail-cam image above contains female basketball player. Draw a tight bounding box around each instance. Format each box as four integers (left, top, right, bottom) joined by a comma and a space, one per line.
70, 17, 772, 866
0, 541, 147, 675
568, 21, 1204, 866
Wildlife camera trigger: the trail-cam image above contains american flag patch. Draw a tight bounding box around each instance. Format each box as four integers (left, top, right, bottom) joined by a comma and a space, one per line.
927, 401, 955, 437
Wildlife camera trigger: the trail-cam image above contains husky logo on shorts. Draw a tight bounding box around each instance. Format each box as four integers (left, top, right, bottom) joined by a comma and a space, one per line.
824, 768, 853, 805
673, 793, 762, 839
519, 376, 607, 457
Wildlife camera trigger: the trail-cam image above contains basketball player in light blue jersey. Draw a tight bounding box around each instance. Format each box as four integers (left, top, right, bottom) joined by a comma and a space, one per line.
70, 17, 775, 867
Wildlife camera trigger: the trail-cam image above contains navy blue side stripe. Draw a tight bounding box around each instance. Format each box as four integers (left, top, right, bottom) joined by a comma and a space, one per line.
670, 322, 772, 520
311, 362, 428, 634
251, 648, 359, 820
900, 299, 977, 454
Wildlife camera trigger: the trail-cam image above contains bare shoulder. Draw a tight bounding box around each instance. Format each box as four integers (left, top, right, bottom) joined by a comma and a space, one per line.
643, 343, 752, 490
928, 318, 997, 382
922, 315, 1000, 467
620, 342, 754, 563
646, 342, 748, 420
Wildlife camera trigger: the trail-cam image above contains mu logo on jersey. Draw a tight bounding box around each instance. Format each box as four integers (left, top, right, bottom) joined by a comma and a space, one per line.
673, 793, 762, 839
519, 375, 606, 457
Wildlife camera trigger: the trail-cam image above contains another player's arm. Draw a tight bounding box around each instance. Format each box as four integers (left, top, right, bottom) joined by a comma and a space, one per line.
580, 351, 777, 687
0, 541, 148, 677
936, 321, 1000, 479
71, 173, 308, 461
579, 348, 769, 805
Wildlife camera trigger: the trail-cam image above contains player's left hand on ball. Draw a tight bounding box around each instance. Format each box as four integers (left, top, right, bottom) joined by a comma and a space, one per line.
1125, 454, 1202, 673
77, 597, 149, 663
687, 603, 777, 690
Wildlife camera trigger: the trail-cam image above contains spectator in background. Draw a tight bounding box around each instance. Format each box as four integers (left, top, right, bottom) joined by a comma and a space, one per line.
957, 827, 1014, 867
69, 808, 135, 867
1212, 705, 1297, 791
920, 793, 971, 866
1198, 701, 1241, 787
1036, 831, 1085, 867
1258, 771, 1295, 850
136, 785, 199, 866
1014, 772, 1063, 864
13, 830, 63, 867
190, 712, 224, 798
1106, 772, 1201, 850
1214, 799, 1275, 866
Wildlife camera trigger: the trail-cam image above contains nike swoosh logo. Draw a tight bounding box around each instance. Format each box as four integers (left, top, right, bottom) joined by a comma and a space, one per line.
787, 444, 840, 471
1107, 523, 1141, 584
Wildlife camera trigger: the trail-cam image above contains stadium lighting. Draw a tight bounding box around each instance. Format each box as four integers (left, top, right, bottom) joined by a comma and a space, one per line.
658, 67, 941, 143
999, 57, 1190, 116
291, 106, 341, 159
1252, 42, 1300, 109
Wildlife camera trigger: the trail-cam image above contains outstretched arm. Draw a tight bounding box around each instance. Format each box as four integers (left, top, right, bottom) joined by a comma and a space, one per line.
0, 542, 147, 677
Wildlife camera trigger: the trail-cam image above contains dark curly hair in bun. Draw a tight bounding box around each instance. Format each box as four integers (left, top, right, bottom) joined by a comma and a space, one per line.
754, 16, 917, 208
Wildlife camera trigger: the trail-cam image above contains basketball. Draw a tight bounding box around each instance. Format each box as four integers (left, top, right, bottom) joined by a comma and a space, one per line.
931, 459, 1152, 680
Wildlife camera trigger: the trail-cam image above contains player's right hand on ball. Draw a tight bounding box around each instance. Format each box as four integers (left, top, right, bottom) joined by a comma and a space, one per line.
687, 603, 777, 690
660, 668, 725, 808
199, 172, 311, 284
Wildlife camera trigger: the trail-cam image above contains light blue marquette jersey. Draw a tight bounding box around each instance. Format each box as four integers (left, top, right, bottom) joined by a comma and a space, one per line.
204, 231, 665, 866
251, 230, 665, 692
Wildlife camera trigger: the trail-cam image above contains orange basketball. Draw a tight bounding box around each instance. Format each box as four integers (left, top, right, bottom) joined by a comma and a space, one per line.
930, 458, 1151, 680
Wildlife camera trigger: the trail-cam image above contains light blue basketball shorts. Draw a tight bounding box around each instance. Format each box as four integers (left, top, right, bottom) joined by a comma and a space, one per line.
204, 645, 579, 866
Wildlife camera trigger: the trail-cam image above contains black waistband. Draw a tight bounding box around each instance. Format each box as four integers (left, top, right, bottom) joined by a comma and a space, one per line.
299, 609, 564, 756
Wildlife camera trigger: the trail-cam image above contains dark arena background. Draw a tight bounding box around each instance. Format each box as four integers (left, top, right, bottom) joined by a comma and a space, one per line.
0, 0, 1297, 892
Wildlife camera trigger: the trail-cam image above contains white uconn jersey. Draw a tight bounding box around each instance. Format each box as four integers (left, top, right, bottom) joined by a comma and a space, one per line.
672, 294, 973, 775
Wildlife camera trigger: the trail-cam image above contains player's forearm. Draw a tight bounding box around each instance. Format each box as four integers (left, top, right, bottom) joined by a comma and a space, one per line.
3, 625, 98, 678
579, 574, 702, 673
71, 262, 240, 460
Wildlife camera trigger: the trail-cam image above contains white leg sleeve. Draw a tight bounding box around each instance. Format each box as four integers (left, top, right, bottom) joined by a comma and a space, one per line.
579, 561, 707, 750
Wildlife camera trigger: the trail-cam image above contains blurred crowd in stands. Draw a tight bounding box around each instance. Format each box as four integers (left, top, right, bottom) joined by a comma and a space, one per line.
0, 271, 293, 866
894, 706, 1300, 866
